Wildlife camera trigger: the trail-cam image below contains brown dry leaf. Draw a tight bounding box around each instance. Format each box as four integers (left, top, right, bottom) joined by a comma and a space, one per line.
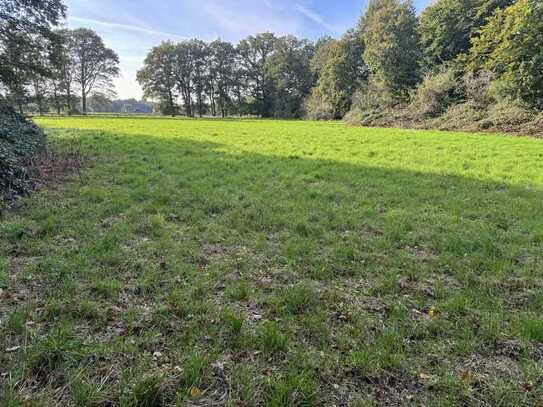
459, 371, 475, 383
419, 372, 433, 381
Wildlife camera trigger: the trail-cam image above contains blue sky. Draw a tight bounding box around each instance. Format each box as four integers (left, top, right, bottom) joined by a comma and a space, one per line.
64, 0, 431, 99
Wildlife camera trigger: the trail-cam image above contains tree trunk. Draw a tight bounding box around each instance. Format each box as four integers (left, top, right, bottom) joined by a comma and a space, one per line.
81, 89, 87, 114
34, 81, 44, 116
168, 90, 175, 116
66, 85, 73, 115
53, 87, 61, 115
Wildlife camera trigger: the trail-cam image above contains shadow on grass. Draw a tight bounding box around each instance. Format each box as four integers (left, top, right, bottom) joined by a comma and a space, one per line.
40, 126, 543, 281
2, 125, 542, 405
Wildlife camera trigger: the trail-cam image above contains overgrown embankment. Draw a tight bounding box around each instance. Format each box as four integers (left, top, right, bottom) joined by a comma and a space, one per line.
0, 104, 46, 204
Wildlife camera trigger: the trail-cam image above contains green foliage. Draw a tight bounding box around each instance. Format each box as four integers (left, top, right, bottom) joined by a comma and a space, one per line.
136, 41, 179, 115
419, 0, 514, 67
360, 0, 421, 96
409, 68, 460, 118
268, 36, 315, 118
306, 30, 366, 119
0, 0, 66, 91
68, 28, 120, 114
237, 33, 278, 118
258, 321, 288, 353
138, 34, 314, 119
0, 103, 46, 202
468, 0, 543, 108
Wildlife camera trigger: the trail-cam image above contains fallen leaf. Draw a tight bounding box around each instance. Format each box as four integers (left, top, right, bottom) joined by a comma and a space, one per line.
190, 386, 202, 398
459, 371, 474, 383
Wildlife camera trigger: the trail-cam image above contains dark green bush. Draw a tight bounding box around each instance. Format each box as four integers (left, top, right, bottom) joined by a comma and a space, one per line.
0, 103, 46, 202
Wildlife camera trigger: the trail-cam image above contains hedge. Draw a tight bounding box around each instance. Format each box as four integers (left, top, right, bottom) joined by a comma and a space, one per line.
0, 103, 46, 202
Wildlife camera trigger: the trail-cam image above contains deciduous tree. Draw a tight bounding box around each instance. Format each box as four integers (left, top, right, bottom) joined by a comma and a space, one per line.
468, 0, 543, 108
69, 28, 119, 114
137, 41, 178, 116
419, 0, 514, 68
237, 33, 277, 117
359, 0, 421, 97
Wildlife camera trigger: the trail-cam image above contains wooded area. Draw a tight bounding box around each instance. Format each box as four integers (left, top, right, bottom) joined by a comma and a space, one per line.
1, 0, 542, 134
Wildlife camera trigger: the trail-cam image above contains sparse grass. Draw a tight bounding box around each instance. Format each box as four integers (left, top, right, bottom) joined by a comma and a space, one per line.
1, 116, 543, 404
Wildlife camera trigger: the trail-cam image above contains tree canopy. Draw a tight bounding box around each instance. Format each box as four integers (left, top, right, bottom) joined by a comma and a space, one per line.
468, 0, 543, 107
359, 0, 421, 96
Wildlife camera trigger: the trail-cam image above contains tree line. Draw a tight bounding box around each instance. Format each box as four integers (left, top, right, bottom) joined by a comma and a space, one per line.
137, 0, 543, 130
2, 0, 542, 131
136, 34, 315, 118
1, 1, 120, 115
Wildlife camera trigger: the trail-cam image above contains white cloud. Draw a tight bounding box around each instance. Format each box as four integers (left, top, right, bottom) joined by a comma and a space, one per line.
294, 4, 341, 34
68, 16, 188, 40
197, 0, 299, 39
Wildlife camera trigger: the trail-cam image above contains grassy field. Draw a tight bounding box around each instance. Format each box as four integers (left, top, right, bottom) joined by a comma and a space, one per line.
1, 117, 543, 405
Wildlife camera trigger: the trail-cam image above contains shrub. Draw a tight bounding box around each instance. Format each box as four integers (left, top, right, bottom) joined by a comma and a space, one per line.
344, 79, 401, 126
303, 91, 335, 120
486, 99, 536, 130
409, 68, 460, 119
427, 101, 486, 131
0, 102, 46, 202
525, 112, 543, 136
462, 71, 495, 109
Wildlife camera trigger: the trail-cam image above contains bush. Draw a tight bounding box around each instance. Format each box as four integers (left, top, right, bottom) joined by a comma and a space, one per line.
409, 68, 460, 119
462, 71, 495, 109
344, 79, 402, 126
303, 91, 335, 120
0, 102, 46, 202
525, 112, 543, 136
427, 101, 487, 131
486, 99, 536, 130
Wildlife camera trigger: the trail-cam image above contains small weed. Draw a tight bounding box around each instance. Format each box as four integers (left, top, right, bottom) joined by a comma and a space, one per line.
180, 352, 209, 389
74, 300, 101, 321
350, 327, 406, 375
125, 375, 163, 407
517, 314, 543, 342
276, 283, 318, 314
266, 371, 317, 407
230, 364, 259, 405
26, 324, 82, 377
94, 278, 123, 299
3, 309, 27, 335
226, 280, 250, 301
221, 308, 244, 335
258, 321, 288, 354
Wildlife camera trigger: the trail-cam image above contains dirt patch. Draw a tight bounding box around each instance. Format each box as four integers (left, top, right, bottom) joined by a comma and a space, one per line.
404, 245, 437, 261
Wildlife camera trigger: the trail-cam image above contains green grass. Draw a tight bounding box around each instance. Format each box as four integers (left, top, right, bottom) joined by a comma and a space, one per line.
1, 116, 543, 405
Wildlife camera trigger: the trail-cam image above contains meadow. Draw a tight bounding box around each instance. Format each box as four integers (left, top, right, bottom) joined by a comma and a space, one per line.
1, 116, 543, 405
